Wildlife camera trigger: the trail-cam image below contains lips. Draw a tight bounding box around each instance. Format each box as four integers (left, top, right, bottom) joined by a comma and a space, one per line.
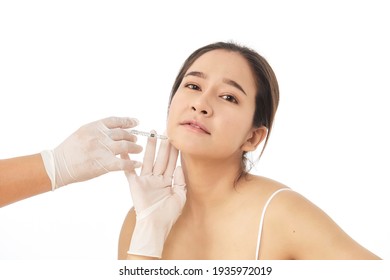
180, 120, 211, 134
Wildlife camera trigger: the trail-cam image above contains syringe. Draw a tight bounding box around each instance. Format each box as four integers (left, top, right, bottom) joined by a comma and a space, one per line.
129, 129, 168, 140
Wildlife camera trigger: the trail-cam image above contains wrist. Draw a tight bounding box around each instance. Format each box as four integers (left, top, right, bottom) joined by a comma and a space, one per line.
51, 147, 74, 188
128, 217, 170, 259
40, 150, 56, 191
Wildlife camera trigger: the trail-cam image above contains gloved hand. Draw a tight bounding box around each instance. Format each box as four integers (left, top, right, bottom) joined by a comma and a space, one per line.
123, 132, 186, 258
41, 116, 143, 189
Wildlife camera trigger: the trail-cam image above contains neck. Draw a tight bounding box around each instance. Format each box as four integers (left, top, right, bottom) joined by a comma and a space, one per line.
180, 153, 243, 218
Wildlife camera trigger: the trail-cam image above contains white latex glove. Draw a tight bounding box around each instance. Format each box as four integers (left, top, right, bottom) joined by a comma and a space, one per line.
41, 116, 143, 189
123, 133, 187, 258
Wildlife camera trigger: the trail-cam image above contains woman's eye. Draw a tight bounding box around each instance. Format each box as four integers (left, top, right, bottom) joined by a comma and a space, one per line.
185, 84, 200, 91
221, 95, 238, 104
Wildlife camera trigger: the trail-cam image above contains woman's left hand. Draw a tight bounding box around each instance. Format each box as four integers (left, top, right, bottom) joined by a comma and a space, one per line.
122, 133, 186, 258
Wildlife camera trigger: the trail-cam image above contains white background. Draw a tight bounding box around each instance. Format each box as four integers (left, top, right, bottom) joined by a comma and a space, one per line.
0, 0, 389, 260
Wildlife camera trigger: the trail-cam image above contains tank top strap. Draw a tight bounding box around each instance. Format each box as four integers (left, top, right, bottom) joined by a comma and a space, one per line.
255, 188, 291, 260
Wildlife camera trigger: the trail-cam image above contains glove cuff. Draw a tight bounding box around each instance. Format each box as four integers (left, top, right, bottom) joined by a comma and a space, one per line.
40, 150, 56, 191
128, 217, 169, 259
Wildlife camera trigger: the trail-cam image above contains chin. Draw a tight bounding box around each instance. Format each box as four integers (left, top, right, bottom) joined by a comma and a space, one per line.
168, 137, 180, 150
169, 137, 208, 156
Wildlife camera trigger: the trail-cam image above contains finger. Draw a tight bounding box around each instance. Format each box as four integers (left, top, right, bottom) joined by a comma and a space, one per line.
109, 157, 142, 172
119, 153, 138, 178
152, 138, 170, 176
163, 145, 178, 177
109, 140, 143, 155
109, 128, 138, 142
101, 116, 139, 129
141, 132, 158, 175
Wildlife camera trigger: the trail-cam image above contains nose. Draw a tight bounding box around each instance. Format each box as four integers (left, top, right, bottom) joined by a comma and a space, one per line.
191, 93, 213, 117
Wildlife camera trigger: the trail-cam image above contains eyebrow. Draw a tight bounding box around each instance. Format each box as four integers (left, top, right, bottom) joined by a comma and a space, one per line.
185, 71, 247, 95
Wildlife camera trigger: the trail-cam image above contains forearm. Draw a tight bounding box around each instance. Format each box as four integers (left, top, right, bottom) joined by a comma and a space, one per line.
0, 154, 51, 207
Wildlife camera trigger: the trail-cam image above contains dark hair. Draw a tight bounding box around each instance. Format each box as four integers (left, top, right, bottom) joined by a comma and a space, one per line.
168, 41, 279, 180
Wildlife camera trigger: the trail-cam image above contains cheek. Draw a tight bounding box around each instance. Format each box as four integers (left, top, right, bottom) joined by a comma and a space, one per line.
166, 109, 175, 138
216, 108, 254, 148
218, 106, 253, 134
166, 96, 182, 138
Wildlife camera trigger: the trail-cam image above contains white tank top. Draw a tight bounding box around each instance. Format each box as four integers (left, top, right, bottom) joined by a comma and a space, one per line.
255, 188, 291, 260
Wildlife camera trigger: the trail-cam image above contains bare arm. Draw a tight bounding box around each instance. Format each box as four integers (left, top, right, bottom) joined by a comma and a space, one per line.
0, 154, 51, 207
0, 117, 142, 208
266, 191, 381, 260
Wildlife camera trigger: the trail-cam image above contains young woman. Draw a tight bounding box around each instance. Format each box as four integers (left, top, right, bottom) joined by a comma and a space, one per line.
118, 42, 380, 260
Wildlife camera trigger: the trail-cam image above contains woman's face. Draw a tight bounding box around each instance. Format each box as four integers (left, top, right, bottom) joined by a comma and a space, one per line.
167, 49, 261, 161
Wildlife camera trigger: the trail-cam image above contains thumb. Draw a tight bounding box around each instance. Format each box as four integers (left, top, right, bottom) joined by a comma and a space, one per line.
172, 166, 186, 206
172, 166, 185, 187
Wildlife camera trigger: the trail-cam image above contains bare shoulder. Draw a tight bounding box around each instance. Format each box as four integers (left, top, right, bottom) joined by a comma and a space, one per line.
240, 174, 290, 196
118, 207, 136, 260
252, 178, 381, 260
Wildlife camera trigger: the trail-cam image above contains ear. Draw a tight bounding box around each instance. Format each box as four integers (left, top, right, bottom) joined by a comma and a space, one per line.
241, 126, 268, 152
